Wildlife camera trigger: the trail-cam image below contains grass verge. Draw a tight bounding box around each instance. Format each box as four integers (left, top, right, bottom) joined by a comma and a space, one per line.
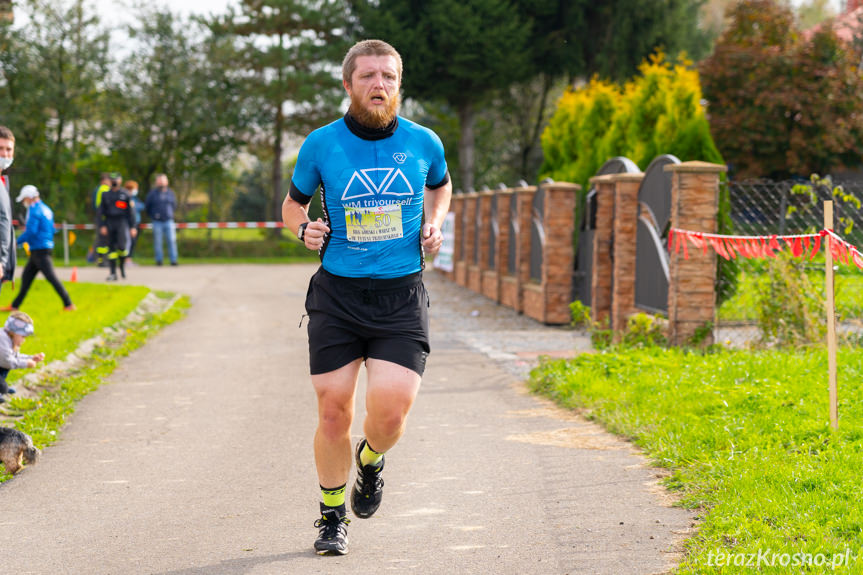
0, 282, 189, 481
529, 346, 863, 574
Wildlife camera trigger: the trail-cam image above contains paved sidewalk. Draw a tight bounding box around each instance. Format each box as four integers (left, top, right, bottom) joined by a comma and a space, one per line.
0, 264, 693, 574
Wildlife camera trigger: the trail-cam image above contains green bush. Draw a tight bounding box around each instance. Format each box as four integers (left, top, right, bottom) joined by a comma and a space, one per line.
541, 52, 724, 189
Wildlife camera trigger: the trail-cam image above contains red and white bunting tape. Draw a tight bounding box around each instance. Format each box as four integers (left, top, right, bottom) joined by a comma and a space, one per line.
46, 221, 286, 231
669, 227, 863, 271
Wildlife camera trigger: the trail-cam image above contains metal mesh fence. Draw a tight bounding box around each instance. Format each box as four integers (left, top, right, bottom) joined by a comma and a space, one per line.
716, 178, 863, 348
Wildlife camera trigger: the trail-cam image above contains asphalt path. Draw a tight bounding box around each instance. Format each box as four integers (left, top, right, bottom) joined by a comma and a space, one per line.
0, 263, 693, 575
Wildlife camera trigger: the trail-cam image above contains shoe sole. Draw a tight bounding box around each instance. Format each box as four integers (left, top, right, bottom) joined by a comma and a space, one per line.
315, 546, 349, 556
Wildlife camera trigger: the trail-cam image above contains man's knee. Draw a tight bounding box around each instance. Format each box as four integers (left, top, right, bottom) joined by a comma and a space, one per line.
367, 409, 408, 439
317, 396, 354, 439
366, 388, 414, 437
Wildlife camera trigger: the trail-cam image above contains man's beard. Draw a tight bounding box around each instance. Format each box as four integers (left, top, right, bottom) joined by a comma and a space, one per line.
348, 91, 400, 129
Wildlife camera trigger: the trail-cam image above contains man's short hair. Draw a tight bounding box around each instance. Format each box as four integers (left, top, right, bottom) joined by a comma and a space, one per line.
0, 126, 14, 142
342, 39, 403, 86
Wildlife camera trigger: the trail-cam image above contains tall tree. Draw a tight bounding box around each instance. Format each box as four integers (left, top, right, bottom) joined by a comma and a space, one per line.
105, 6, 250, 213
356, 0, 712, 191
216, 0, 351, 226
701, 0, 863, 178
798, 0, 837, 29
354, 0, 531, 192
0, 0, 109, 216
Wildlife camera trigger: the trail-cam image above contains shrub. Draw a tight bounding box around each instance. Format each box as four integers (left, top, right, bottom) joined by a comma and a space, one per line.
541, 52, 723, 189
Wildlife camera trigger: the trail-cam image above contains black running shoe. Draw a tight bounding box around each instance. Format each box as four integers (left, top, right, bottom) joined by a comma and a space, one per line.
351, 439, 385, 518
314, 503, 349, 555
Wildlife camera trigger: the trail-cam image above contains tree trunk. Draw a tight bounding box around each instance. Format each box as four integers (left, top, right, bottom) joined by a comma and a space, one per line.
521, 74, 553, 180
271, 104, 284, 236
457, 100, 475, 193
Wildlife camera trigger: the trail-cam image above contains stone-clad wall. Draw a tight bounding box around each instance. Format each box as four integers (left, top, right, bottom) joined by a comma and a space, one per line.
437, 160, 724, 335
440, 182, 579, 325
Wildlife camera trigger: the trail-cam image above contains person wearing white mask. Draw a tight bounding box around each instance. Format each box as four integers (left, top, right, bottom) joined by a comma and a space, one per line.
0, 126, 17, 294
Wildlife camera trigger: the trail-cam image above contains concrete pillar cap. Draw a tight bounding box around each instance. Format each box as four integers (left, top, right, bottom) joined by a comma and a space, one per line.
663, 161, 728, 173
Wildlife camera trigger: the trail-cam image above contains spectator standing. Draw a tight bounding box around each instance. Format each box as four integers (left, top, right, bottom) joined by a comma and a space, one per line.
91, 173, 111, 266
1, 185, 74, 311
145, 174, 178, 266
98, 173, 137, 281
0, 126, 16, 291
125, 180, 144, 262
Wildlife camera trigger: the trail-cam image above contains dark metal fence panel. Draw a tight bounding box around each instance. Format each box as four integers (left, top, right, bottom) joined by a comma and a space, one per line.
530, 185, 546, 282
572, 156, 641, 305
489, 194, 498, 269
473, 195, 481, 265
460, 197, 468, 263
634, 154, 678, 314
508, 193, 518, 275
572, 189, 595, 307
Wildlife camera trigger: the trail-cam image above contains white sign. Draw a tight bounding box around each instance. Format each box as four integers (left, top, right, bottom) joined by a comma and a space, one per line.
433, 211, 455, 272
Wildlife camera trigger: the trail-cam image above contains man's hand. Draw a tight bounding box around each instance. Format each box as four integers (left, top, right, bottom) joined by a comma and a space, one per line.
99, 226, 107, 236
33, 352, 45, 363
131, 228, 138, 238
421, 223, 443, 255
303, 218, 330, 251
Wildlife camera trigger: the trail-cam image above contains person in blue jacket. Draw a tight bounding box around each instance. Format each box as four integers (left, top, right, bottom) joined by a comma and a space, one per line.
2, 185, 74, 311
145, 174, 178, 266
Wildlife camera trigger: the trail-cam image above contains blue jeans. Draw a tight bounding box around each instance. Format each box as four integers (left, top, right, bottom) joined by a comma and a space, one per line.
152, 220, 178, 264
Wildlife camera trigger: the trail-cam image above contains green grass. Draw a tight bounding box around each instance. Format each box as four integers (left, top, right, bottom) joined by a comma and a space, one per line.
0, 280, 189, 480
530, 346, 863, 574
0, 280, 151, 382
719, 260, 863, 322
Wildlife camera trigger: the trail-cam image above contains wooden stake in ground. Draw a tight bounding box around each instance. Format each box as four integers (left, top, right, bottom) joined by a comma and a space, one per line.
824, 200, 838, 431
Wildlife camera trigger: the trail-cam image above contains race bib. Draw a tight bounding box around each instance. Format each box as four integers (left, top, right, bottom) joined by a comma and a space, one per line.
345, 204, 403, 242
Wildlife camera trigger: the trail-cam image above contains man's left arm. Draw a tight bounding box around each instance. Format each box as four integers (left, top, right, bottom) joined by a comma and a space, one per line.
421, 177, 452, 256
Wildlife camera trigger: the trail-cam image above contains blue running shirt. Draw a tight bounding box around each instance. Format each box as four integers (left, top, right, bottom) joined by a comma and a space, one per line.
291, 116, 448, 279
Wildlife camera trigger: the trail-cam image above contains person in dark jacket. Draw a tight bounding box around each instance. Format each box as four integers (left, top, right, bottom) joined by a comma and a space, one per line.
1, 185, 74, 311
145, 173, 178, 266
98, 173, 137, 281
0, 126, 17, 290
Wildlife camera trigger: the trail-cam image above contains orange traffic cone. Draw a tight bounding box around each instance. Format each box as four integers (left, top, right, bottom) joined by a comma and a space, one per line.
70, 266, 78, 283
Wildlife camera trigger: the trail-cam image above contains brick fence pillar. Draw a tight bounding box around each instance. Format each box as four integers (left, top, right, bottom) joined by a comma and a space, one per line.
452, 194, 467, 286
473, 191, 493, 295
500, 186, 534, 312
467, 194, 483, 293
495, 189, 514, 306
459, 193, 478, 288
589, 174, 616, 325
522, 182, 581, 324
611, 173, 644, 337
665, 161, 726, 346
505, 186, 536, 313
480, 191, 501, 302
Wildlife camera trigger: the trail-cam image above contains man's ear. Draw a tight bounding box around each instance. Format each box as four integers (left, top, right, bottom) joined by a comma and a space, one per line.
343, 78, 352, 95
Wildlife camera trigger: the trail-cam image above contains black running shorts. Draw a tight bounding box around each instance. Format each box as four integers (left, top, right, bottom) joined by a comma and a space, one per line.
305, 268, 430, 376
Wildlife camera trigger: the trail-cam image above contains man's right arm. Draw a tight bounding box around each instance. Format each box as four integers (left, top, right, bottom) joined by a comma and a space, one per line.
285, 134, 329, 250
282, 183, 329, 251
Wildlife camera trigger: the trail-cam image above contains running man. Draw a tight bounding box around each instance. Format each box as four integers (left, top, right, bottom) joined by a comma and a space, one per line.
282, 39, 452, 556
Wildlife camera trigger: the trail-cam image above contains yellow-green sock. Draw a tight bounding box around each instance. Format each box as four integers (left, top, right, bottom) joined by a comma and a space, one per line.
321, 484, 346, 508
359, 440, 384, 467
